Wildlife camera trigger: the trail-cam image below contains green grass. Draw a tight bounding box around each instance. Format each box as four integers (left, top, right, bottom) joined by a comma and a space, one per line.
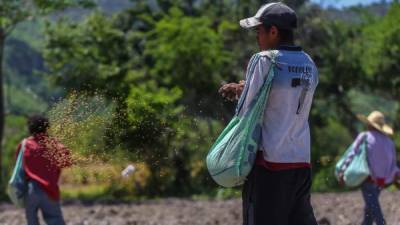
61, 184, 108, 200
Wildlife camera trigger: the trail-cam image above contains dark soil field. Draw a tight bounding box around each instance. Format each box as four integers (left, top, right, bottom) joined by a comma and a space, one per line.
1, 190, 400, 225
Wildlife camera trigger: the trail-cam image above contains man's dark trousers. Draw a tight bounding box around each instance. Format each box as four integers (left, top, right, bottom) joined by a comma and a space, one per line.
242, 164, 318, 225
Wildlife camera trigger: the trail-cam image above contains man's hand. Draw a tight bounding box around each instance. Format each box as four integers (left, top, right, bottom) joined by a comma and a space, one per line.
219, 80, 245, 101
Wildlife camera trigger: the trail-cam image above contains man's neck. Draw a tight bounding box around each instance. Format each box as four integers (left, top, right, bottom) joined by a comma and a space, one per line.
278, 41, 295, 46
264, 42, 296, 51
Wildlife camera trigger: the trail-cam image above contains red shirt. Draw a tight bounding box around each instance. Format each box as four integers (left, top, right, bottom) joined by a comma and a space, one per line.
16, 134, 72, 201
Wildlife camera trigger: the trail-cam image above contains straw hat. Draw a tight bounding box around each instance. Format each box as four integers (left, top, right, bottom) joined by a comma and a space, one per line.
357, 111, 394, 136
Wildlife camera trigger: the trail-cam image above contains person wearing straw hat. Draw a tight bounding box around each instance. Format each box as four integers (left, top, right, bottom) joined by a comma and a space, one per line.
345, 111, 399, 225
357, 111, 394, 137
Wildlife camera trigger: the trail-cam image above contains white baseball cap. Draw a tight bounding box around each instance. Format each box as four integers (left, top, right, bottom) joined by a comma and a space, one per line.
239, 2, 297, 29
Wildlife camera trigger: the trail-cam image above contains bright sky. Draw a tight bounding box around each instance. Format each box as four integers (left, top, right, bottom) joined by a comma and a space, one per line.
311, 0, 389, 8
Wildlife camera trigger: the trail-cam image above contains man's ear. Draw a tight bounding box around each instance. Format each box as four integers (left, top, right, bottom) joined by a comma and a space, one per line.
269, 25, 278, 38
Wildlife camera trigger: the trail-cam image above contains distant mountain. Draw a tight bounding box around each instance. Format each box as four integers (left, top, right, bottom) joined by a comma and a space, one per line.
51, 0, 133, 20
325, 1, 390, 22
97, 0, 133, 13
363, 1, 391, 16
4, 0, 136, 114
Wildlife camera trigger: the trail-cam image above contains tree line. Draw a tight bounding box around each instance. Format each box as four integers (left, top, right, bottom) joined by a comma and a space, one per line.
0, 0, 399, 196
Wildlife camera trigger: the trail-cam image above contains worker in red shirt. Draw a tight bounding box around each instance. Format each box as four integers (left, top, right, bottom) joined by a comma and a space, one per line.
16, 115, 72, 225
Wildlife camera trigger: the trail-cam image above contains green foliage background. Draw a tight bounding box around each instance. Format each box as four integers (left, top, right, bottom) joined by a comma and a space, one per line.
2, 0, 400, 199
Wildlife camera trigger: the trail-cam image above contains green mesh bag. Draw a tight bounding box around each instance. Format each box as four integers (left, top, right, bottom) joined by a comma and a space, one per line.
7, 139, 28, 208
335, 135, 370, 187
206, 51, 277, 187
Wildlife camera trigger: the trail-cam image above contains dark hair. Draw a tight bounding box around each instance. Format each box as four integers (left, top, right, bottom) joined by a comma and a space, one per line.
263, 23, 294, 45
27, 115, 50, 135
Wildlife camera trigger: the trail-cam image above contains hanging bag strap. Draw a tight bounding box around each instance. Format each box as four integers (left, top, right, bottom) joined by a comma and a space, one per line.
235, 54, 262, 115
338, 134, 368, 176
9, 139, 27, 182
235, 51, 278, 116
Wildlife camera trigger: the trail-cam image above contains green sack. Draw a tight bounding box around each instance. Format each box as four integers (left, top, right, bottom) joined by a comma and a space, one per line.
335, 135, 370, 187
7, 139, 28, 208
206, 51, 277, 187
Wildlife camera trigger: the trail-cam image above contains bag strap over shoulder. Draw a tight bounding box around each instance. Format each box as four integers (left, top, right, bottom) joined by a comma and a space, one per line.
260, 50, 279, 86
9, 139, 28, 185
235, 50, 279, 115
357, 133, 368, 153
338, 133, 368, 175
258, 50, 279, 64
20, 139, 27, 154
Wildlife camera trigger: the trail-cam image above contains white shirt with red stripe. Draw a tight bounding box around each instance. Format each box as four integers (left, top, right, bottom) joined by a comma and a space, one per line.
240, 46, 318, 170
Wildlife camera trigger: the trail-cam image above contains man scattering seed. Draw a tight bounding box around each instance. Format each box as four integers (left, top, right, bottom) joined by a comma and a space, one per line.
219, 2, 319, 225
15, 115, 72, 225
